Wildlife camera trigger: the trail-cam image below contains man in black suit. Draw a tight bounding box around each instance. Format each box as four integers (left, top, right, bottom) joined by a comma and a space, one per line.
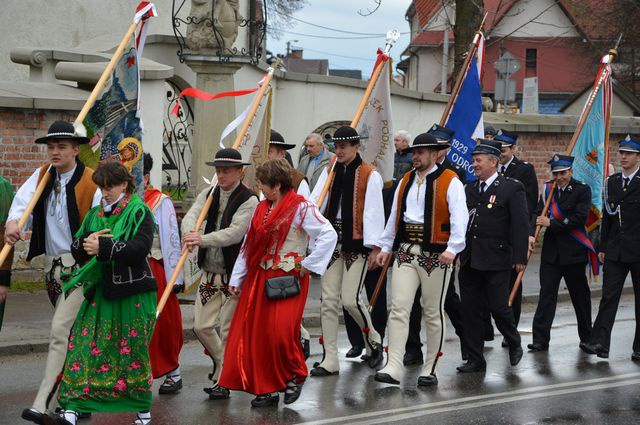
457, 139, 528, 372
528, 155, 593, 352
493, 129, 538, 343
583, 135, 640, 360
402, 124, 468, 365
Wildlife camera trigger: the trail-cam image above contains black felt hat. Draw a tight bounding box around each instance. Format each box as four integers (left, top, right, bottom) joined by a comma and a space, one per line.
408, 133, 449, 151
205, 148, 250, 167
35, 120, 90, 145
332, 126, 360, 144
473, 139, 502, 157
269, 129, 296, 150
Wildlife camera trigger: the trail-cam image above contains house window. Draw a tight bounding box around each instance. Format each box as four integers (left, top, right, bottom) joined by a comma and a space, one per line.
526, 49, 537, 68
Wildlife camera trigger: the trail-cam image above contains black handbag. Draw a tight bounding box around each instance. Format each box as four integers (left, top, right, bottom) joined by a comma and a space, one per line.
265, 275, 300, 300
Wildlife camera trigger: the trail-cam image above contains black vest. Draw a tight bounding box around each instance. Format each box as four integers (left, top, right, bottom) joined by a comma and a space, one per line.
28, 162, 87, 261
394, 167, 450, 253
197, 183, 256, 278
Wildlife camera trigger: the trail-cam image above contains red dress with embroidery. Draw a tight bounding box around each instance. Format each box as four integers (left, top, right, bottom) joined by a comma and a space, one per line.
219, 191, 309, 395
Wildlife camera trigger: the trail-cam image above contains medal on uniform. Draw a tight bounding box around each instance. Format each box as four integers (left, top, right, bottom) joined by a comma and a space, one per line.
488, 195, 496, 208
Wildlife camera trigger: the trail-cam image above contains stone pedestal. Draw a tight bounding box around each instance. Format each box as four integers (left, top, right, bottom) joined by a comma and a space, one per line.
184, 60, 243, 197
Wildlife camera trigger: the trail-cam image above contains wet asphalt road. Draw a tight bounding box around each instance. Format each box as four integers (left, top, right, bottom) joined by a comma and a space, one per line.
2, 295, 640, 425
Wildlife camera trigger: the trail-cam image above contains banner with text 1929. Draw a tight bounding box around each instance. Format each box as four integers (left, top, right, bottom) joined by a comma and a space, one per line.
357, 58, 394, 186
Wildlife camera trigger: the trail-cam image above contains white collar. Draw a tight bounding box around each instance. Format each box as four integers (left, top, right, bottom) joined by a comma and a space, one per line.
415, 164, 439, 179
56, 165, 77, 181
102, 192, 126, 212
221, 181, 240, 195
622, 166, 640, 180
501, 156, 514, 170
481, 171, 499, 188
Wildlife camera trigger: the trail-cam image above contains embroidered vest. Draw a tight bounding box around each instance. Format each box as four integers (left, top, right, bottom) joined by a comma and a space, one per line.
261, 218, 308, 271
394, 167, 456, 253
28, 162, 97, 261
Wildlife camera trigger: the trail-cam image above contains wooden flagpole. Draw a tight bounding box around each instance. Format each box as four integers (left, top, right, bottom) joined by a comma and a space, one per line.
315, 30, 400, 210
368, 19, 486, 312
508, 44, 620, 305
0, 21, 143, 268
156, 66, 277, 317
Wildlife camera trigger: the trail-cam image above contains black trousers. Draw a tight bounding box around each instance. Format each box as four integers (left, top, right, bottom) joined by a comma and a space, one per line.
459, 265, 521, 365
405, 269, 464, 355
532, 261, 592, 346
590, 260, 640, 352
344, 266, 388, 346
484, 269, 521, 338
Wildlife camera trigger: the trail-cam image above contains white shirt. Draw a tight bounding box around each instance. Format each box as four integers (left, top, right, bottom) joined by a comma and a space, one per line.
310, 165, 386, 248
8, 166, 101, 257
229, 201, 338, 289
378, 165, 468, 255
500, 156, 514, 173
622, 166, 640, 187
480, 171, 499, 190
153, 196, 184, 286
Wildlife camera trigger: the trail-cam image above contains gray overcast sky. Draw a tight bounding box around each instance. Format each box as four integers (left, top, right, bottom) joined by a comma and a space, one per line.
266, 0, 414, 78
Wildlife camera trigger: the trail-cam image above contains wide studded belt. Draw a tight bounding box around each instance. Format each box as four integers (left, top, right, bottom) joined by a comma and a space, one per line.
332, 219, 343, 242
401, 223, 424, 244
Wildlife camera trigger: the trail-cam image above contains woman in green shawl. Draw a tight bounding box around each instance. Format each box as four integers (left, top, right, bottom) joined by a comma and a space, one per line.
50, 161, 157, 425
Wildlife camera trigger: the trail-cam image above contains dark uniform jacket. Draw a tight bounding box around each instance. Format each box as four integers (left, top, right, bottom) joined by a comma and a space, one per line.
502, 156, 538, 231
440, 157, 466, 184
460, 174, 529, 271
538, 178, 591, 265
600, 172, 640, 263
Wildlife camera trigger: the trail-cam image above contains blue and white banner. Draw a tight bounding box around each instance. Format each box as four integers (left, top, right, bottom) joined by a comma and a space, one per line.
445, 34, 485, 182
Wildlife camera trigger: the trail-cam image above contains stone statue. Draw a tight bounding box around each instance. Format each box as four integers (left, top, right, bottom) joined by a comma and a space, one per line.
186, 0, 242, 52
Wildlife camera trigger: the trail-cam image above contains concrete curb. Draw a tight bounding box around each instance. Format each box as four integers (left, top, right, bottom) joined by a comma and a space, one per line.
0, 287, 633, 357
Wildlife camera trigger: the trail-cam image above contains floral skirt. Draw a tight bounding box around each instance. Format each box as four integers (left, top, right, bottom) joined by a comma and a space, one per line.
57, 286, 157, 412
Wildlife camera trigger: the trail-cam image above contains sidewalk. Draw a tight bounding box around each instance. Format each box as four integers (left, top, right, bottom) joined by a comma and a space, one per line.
0, 252, 630, 356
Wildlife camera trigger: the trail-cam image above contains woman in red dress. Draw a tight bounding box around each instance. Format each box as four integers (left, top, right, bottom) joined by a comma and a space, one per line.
218, 159, 337, 407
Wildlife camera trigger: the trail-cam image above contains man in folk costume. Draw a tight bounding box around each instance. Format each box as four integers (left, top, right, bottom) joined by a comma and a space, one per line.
528, 154, 593, 352
584, 135, 640, 360
457, 139, 528, 373
3, 121, 100, 424
494, 129, 538, 344
309, 125, 386, 376
268, 130, 311, 199
142, 153, 185, 393
181, 148, 258, 399
267, 129, 312, 358
373, 133, 468, 386
402, 124, 468, 366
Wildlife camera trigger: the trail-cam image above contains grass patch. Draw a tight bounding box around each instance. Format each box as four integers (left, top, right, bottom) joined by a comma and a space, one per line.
8, 281, 43, 292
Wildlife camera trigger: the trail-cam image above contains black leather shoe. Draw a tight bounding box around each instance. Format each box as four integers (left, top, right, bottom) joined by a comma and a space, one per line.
159, 376, 183, 394
582, 342, 609, 358
527, 343, 549, 352
345, 345, 364, 358
417, 374, 438, 387
206, 385, 230, 399
77, 412, 91, 420
310, 366, 339, 377
374, 372, 400, 385
579, 341, 590, 354
367, 344, 384, 369
456, 361, 486, 373
509, 345, 523, 366
251, 393, 279, 407
45, 412, 75, 425
301, 338, 310, 360
284, 380, 303, 405
403, 351, 424, 366
501, 338, 509, 348
632, 352, 640, 361
21, 408, 44, 425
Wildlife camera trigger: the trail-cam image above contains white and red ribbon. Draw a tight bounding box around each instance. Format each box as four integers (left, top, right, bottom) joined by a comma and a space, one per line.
134, 2, 158, 58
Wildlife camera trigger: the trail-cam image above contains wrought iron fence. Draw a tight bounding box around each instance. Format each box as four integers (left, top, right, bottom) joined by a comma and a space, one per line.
163, 80, 194, 201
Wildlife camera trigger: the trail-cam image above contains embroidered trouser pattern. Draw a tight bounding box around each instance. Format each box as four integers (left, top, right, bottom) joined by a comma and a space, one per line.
193, 274, 238, 382
317, 246, 382, 373
33, 253, 83, 412
378, 244, 450, 381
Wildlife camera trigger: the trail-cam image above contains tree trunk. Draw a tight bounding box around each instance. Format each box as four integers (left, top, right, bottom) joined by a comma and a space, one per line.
452, 0, 483, 90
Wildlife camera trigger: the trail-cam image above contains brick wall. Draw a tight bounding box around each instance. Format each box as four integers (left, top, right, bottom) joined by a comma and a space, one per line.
0, 108, 76, 190
513, 132, 624, 190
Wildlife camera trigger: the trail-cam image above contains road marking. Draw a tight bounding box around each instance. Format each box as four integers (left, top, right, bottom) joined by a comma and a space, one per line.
296, 372, 640, 425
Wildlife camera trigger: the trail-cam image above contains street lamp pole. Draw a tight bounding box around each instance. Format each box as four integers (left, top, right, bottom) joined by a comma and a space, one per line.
286, 39, 299, 56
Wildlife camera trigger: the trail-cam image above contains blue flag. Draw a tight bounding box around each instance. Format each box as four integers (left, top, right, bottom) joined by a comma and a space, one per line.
445, 54, 484, 182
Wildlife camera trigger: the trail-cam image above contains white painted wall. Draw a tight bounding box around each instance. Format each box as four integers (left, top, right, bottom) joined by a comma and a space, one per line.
139, 79, 167, 189
491, 0, 580, 38
563, 90, 634, 117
